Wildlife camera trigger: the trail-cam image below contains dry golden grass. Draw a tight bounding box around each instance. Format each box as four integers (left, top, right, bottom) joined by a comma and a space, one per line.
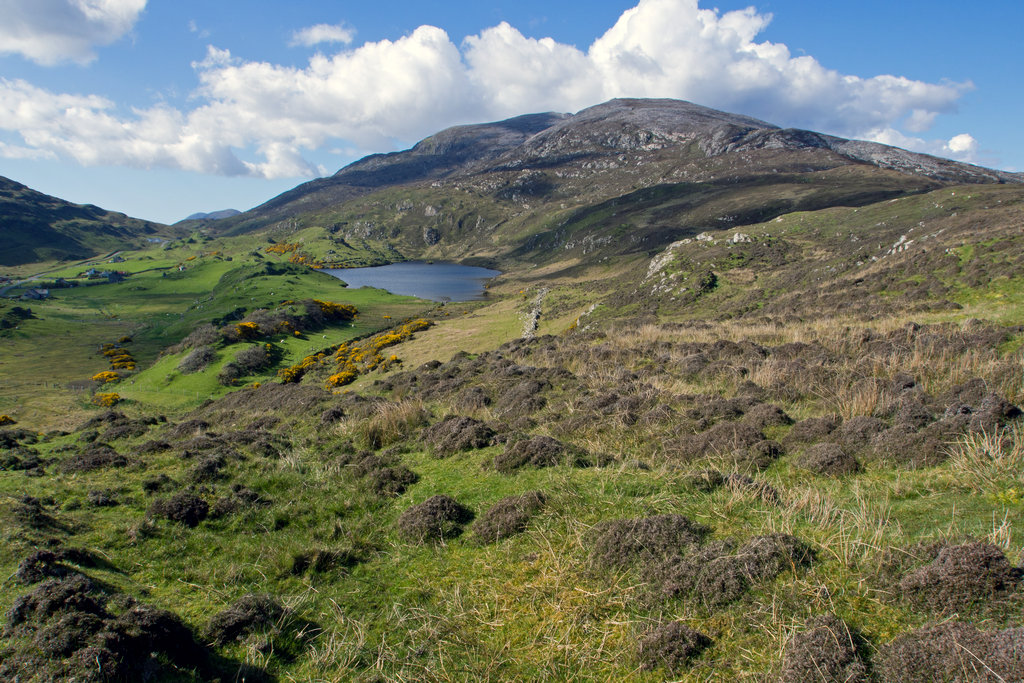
346, 398, 430, 450
947, 422, 1024, 491
579, 315, 1023, 414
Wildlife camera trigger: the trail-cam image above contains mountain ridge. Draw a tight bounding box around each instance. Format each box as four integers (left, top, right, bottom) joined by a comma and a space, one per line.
212, 98, 1022, 239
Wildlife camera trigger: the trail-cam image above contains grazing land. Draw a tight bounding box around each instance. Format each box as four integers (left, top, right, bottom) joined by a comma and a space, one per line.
1, 99, 1022, 681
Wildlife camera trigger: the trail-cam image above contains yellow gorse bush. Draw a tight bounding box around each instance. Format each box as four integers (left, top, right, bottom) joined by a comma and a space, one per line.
98, 339, 136, 374
314, 300, 358, 321
92, 392, 120, 407
235, 321, 261, 339
276, 317, 432, 389
264, 242, 301, 254
326, 367, 358, 387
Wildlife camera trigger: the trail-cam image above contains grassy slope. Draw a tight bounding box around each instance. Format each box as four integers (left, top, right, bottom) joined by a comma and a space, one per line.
0, 176, 180, 266
3, 297, 1020, 680
0, 235, 431, 428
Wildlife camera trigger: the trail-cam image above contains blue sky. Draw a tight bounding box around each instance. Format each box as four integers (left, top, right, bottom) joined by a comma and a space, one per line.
1, 0, 1021, 224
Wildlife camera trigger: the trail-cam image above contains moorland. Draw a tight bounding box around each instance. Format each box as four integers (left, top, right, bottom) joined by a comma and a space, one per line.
1, 98, 1023, 681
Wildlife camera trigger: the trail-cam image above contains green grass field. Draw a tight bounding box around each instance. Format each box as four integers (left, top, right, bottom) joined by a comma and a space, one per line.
0, 236, 433, 427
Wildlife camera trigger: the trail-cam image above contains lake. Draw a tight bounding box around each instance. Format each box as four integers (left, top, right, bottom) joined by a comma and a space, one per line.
324, 261, 501, 302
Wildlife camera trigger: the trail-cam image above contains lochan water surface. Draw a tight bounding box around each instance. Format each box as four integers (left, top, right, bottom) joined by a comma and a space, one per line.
324, 261, 500, 302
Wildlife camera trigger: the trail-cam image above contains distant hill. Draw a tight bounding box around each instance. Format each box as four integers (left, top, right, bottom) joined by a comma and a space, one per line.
179, 209, 241, 222
0, 176, 181, 266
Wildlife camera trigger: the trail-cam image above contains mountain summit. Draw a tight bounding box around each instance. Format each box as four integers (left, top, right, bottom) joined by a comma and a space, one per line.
216, 98, 1020, 238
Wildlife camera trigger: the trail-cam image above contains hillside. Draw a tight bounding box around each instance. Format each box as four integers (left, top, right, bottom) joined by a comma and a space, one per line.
209, 99, 1021, 266
214, 112, 569, 236
0, 176, 182, 266
1, 99, 1023, 682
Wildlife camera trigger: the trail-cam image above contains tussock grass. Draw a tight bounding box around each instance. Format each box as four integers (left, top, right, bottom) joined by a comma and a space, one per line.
348, 398, 431, 450
948, 422, 1024, 491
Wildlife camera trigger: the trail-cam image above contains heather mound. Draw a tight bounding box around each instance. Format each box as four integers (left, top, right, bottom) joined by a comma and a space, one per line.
423, 416, 497, 457
493, 435, 588, 473
798, 443, 861, 476
0, 570, 245, 682
397, 495, 474, 543
778, 614, 867, 682
899, 541, 1022, 612
645, 534, 814, 607
874, 622, 1024, 682
638, 621, 712, 675
207, 593, 285, 644
148, 492, 209, 527
591, 514, 709, 568
472, 491, 546, 544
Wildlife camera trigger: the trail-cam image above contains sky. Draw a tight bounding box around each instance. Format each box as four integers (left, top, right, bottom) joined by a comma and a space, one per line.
0, 0, 1022, 224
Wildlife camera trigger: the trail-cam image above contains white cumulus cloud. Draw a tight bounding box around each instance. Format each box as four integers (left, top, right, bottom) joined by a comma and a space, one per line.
946, 133, 977, 155
464, 0, 971, 140
290, 23, 356, 47
0, 0, 986, 179
865, 127, 983, 164
0, 0, 146, 65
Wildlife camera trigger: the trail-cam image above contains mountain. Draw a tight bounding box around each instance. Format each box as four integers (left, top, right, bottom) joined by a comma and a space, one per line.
217, 112, 568, 235
211, 99, 1022, 254
180, 209, 241, 222
0, 176, 180, 266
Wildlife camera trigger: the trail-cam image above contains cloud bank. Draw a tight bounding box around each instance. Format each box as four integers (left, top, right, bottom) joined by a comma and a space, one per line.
0, 0, 146, 65
0, 0, 982, 179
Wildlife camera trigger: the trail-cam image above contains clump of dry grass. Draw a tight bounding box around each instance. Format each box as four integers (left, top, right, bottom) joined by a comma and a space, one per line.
350, 399, 430, 450
947, 422, 1024, 491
